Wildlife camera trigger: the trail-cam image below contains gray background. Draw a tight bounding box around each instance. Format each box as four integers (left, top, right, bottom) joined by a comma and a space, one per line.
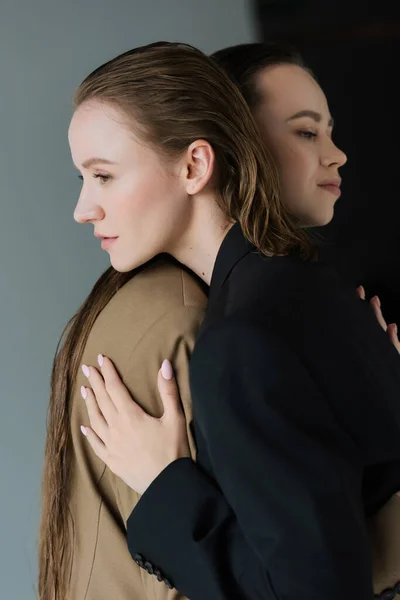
0, 1, 256, 597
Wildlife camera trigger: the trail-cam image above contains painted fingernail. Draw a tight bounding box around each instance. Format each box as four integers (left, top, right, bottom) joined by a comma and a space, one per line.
80, 385, 87, 400
80, 425, 87, 436
161, 359, 173, 380
82, 364, 90, 378
98, 354, 104, 367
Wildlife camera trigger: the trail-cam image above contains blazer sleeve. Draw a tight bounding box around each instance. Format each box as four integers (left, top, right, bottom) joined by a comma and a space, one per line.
126, 320, 374, 600
108, 305, 205, 600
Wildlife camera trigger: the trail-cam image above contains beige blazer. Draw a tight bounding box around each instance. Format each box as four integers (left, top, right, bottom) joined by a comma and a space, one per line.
68, 258, 206, 599
67, 257, 400, 599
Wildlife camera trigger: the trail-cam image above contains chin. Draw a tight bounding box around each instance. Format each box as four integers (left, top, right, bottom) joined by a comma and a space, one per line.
315, 194, 339, 227
303, 204, 336, 228
109, 253, 156, 273
112, 264, 135, 273
315, 211, 334, 227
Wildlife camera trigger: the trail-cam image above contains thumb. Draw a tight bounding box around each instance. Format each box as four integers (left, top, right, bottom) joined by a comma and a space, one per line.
157, 359, 182, 418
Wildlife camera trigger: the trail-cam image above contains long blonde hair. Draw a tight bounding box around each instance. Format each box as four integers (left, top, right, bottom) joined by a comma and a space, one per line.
39, 41, 313, 600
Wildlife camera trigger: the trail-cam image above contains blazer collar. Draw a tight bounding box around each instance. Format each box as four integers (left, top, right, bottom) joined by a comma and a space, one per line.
209, 222, 255, 304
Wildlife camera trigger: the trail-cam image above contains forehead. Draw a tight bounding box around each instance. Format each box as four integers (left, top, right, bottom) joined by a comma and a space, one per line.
68, 101, 133, 159
254, 64, 330, 117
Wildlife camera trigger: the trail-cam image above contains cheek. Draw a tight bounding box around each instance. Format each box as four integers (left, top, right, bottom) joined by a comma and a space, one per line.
114, 171, 164, 221
277, 150, 305, 193
113, 169, 184, 241
280, 147, 317, 193
274, 149, 320, 220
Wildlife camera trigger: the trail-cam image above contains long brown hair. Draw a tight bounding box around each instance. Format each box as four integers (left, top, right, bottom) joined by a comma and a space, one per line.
38, 267, 135, 599
39, 41, 313, 600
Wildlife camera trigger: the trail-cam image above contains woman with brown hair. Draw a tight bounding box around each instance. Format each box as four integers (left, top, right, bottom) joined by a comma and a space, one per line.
40, 40, 304, 600
212, 43, 399, 346
39, 42, 400, 600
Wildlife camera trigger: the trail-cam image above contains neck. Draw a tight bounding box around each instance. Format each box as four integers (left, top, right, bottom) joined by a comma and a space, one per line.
167, 193, 234, 286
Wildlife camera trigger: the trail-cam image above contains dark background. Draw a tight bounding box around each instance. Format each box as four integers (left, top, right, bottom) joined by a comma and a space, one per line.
253, 0, 399, 324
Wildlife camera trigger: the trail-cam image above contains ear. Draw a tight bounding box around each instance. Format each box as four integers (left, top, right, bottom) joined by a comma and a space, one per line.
182, 140, 215, 196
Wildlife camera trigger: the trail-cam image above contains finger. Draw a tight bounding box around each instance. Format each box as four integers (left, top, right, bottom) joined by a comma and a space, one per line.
81, 385, 108, 441
387, 323, 400, 354
99, 354, 143, 416
157, 359, 184, 419
370, 296, 387, 331
81, 425, 108, 462
82, 363, 117, 422
356, 285, 366, 300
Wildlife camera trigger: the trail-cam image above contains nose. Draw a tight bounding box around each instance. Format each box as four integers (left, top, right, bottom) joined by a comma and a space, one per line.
321, 137, 347, 169
73, 189, 105, 224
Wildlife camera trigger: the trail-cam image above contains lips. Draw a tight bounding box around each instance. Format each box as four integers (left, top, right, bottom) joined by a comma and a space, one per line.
100, 237, 118, 250
318, 178, 342, 197
94, 233, 117, 239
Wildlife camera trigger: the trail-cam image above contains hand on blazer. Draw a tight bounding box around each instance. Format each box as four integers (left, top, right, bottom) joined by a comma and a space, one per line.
80, 285, 400, 500
80, 355, 189, 495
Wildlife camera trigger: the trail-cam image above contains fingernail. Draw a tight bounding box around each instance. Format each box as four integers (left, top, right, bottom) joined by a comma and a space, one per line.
375, 296, 381, 308
82, 365, 90, 378
80, 385, 87, 400
394, 324, 398, 335
80, 425, 87, 436
98, 354, 104, 367
161, 359, 173, 380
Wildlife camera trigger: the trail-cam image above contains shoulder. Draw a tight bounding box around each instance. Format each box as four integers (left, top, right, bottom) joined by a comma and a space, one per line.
239, 253, 382, 351
235, 251, 345, 308
92, 257, 206, 334
85, 258, 206, 367
258, 254, 362, 322
113, 256, 207, 311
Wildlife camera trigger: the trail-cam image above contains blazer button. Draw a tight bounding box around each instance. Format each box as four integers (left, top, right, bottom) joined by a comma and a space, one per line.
144, 561, 154, 575
132, 553, 144, 568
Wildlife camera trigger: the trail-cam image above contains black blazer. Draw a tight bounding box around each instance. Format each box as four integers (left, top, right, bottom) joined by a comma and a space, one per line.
127, 224, 400, 599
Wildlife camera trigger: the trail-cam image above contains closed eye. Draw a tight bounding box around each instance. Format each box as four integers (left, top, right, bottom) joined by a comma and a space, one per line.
298, 130, 317, 140
93, 173, 111, 184
78, 173, 111, 184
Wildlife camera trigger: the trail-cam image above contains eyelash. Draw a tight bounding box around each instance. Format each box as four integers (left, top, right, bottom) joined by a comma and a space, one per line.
78, 173, 111, 184
298, 130, 317, 140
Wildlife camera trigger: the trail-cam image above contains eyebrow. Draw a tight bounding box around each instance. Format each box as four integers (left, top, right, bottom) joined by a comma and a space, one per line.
287, 110, 334, 128
80, 158, 118, 169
